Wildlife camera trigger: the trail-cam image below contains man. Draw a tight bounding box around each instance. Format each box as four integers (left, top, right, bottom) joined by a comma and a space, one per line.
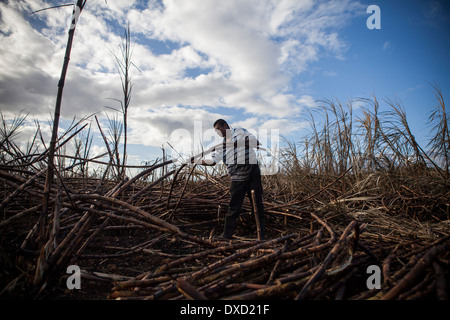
191, 119, 265, 240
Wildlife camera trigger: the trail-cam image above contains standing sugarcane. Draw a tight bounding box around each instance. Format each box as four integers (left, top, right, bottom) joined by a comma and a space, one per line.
34, 0, 87, 287
109, 23, 135, 180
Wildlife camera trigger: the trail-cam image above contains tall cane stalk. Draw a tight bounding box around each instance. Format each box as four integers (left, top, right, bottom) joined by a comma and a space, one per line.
34, 0, 87, 287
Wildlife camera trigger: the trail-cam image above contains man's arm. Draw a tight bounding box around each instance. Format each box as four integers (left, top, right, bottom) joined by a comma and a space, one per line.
190, 157, 216, 166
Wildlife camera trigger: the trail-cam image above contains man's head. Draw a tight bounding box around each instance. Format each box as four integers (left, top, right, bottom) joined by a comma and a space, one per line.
213, 119, 230, 138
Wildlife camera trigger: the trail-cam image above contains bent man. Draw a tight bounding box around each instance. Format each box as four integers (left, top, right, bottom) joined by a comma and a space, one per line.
192, 119, 265, 240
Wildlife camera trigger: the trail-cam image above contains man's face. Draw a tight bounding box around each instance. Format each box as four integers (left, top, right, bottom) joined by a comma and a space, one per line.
214, 124, 227, 138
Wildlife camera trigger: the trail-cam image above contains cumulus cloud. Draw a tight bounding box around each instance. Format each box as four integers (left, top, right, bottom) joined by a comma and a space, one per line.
0, 0, 364, 155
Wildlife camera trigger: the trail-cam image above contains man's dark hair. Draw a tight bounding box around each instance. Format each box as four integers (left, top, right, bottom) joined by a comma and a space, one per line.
213, 119, 229, 128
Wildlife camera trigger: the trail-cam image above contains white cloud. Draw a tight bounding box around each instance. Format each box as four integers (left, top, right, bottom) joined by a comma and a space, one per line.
298, 95, 318, 108
124, 0, 363, 117
0, 0, 364, 155
127, 105, 223, 147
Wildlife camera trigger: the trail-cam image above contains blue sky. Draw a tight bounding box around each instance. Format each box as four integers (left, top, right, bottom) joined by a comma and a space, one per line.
299, 0, 450, 142
0, 0, 449, 171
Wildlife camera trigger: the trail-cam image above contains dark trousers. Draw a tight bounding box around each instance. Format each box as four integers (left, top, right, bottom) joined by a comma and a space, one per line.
223, 165, 265, 240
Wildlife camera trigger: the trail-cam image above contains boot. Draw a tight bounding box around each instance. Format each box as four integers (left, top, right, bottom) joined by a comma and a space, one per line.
221, 215, 237, 239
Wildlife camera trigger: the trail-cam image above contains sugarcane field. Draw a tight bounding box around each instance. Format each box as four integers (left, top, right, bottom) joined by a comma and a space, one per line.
0, 1, 449, 304
1, 96, 449, 301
